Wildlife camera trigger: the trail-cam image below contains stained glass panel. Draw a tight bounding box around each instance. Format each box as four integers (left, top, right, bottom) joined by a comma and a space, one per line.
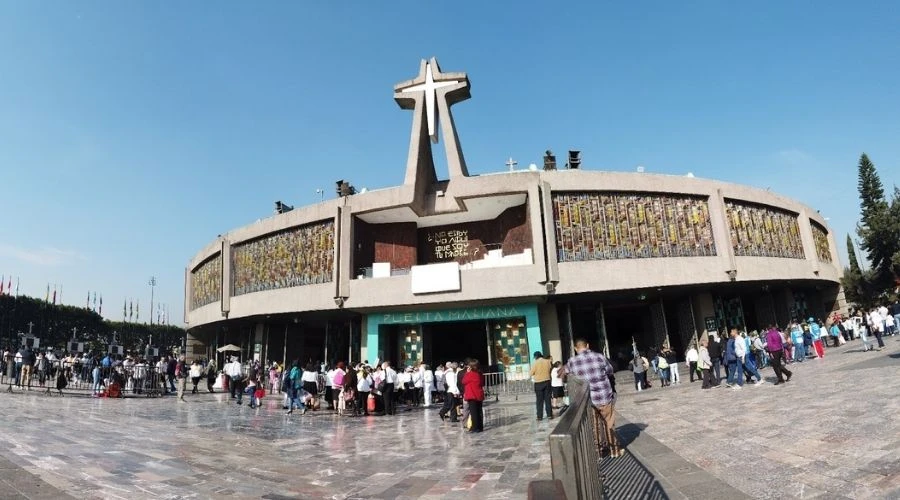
811, 222, 832, 263
724, 200, 804, 259
190, 254, 221, 310
552, 192, 716, 261
231, 220, 335, 296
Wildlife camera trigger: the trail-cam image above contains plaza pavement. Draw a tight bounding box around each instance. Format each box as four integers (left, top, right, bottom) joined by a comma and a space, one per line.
0, 336, 896, 499
613, 334, 900, 499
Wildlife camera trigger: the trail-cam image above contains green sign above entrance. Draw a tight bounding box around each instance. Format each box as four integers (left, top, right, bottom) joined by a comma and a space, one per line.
379, 305, 525, 325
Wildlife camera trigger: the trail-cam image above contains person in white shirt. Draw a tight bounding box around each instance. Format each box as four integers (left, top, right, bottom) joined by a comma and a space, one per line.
422, 364, 434, 407
225, 357, 244, 399
439, 362, 460, 422
434, 364, 445, 404
325, 366, 336, 410
382, 362, 398, 416
684, 345, 699, 383
413, 365, 425, 407
357, 366, 373, 416
550, 361, 565, 409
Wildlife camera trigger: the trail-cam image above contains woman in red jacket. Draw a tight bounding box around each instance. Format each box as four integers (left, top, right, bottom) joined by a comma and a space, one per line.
461, 359, 485, 433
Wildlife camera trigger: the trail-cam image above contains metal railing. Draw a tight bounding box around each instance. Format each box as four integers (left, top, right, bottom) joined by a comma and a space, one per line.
2, 360, 168, 397
482, 371, 533, 401
546, 377, 602, 499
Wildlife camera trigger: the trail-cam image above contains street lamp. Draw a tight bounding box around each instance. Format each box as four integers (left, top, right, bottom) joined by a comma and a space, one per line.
148, 277, 157, 325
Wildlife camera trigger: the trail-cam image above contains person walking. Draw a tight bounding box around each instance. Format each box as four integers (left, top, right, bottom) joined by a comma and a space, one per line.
561, 339, 621, 458
439, 362, 460, 423
529, 352, 553, 421
809, 318, 825, 358
707, 333, 723, 384
765, 325, 792, 385
685, 344, 699, 383
175, 356, 188, 402
698, 337, 714, 389
382, 361, 397, 416
461, 359, 485, 433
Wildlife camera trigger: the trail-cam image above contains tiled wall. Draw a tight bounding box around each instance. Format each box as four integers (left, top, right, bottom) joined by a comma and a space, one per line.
724, 200, 805, 259
231, 220, 335, 296
552, 192, 717, 261
190, 253, 222, 310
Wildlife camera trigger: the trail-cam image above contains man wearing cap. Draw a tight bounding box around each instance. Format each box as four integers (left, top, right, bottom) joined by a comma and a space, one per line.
530, 351, 553, 421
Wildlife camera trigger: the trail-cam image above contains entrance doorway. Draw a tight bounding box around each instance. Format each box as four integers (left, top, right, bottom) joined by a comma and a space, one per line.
426, 321, 488, 367
601, 304, 653, 370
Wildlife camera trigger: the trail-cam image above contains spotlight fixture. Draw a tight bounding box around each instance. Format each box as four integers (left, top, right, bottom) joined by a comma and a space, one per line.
567, 150, 581, 169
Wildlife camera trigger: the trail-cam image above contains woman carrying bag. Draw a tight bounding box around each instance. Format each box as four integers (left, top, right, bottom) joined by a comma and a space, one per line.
461, 359, 485, 433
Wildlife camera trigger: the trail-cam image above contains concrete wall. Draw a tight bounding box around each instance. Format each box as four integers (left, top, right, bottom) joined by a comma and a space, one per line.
186, 170, 843, 329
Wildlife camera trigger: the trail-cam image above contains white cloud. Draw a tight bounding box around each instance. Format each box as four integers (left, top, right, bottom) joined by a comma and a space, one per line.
0, 244, 84, 267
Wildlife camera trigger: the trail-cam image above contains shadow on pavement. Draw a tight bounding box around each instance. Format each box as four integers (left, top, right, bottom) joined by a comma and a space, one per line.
598, 422, 669, 499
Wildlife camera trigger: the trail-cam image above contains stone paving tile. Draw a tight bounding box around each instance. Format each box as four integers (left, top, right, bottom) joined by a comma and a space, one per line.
0, 390, 556, 499
616, 336, 900, 500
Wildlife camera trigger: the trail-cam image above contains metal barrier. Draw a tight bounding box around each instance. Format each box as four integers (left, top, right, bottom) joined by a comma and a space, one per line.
2, 361, 166, 397
546, 377, 602, 500
482, 371, 533, 401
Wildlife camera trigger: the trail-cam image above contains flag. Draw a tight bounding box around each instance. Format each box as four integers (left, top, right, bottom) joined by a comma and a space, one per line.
52, 285, 57, 305
86, 291, 91, 309
45, 284, 50, 302
136, 300, 140, 321
14, 277, 19, 297
129, 300, 133, 321
99, 295, 102, 315
93, 292, 97, 310
123, 299, 127, 321
6, 276, 10, 294
0, 276, 4, 295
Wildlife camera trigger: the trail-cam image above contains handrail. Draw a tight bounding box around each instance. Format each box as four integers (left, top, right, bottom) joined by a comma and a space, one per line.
546, 376, 602, 499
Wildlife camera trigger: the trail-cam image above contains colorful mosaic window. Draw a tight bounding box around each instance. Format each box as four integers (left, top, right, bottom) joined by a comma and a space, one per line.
811, 222, 832, 263
399, 327, 422, 367
724, 200, 804, 259
489, 318, 529, 368
231, 220, 335, 296
552, 192, 716, 261
190, 254, 222, 310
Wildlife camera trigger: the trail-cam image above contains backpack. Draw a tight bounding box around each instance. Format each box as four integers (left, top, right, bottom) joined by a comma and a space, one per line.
656, 356, 669, 369
333, 370, 344, 387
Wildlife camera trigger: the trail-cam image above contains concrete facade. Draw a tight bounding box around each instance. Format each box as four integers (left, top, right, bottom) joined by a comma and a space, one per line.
184, 58, 843, 367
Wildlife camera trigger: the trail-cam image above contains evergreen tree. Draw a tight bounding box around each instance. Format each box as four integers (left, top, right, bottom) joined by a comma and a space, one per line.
855, 153, 899, 290
846, 234, 861, 274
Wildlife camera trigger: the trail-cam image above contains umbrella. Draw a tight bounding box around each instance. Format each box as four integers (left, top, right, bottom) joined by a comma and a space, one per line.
216, 344, 241, 353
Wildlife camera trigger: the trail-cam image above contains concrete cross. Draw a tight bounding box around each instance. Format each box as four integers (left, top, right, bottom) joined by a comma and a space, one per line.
399, 62, 459, 144
27, 322, 33, 335
506, 157, 518, 172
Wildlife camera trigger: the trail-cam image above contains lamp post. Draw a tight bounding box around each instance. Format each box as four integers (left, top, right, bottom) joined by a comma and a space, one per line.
148, 277, 157, 325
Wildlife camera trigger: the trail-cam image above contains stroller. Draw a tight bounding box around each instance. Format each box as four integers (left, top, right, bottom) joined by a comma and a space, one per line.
106, 370, 126, 398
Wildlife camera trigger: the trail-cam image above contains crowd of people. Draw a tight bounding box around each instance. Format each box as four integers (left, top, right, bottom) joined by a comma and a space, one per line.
627, 299, 900, 392
220, 356, 487, 432
0, 347, 220, 400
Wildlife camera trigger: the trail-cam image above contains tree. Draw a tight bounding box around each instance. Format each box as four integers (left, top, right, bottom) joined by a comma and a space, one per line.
842, 233, 872, 307
846, 234, 861, 275
855, 154, 900, 292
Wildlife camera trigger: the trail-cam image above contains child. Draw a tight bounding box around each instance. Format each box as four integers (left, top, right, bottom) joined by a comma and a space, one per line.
245, 377, 258, 409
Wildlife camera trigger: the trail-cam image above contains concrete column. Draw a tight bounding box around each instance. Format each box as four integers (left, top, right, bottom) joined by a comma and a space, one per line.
709, 189, 736, 280
539, 303, 562, 363
221, 238, 231, 314
797, 209, 819, 275
336, 206, 352, 302
540, 180, 560, 285
183, 267, 190, 325
528, 183, 550, 285
253, 323, 265, 362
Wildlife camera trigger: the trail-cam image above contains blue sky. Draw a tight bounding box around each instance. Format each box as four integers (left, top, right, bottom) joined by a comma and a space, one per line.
1, 2, 898, 324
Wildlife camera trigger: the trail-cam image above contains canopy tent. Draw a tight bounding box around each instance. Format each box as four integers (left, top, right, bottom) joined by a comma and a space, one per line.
216, 344, 241, 353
